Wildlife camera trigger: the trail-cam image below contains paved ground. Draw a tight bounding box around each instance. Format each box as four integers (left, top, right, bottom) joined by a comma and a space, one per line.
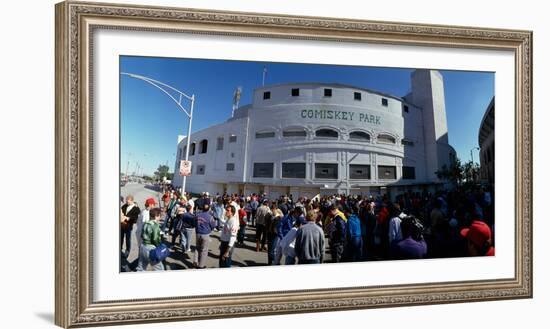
120, 183, 276, 271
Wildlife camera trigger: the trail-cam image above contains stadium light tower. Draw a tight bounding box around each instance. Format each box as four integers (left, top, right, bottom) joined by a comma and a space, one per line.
120, 72, 195, 194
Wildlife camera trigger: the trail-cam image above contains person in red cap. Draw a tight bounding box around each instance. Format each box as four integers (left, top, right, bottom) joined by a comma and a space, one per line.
460, 220, 494, 256
135, 197, 158, 248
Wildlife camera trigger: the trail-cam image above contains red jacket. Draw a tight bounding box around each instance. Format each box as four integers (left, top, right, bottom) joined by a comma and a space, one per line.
238, 208, 247, 226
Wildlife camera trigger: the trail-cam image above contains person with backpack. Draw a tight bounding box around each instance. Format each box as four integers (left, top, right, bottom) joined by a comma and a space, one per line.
391, 215, 428, 259
135, 197, 157, 248
136, 208, 165, 271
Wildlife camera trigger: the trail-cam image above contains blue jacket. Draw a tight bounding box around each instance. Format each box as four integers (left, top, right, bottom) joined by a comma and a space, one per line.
278, 214, 304, 239
346, 214, 362, 238
176, 212, 196, 230
195, 211, 217, 235
329, 215, 347, 244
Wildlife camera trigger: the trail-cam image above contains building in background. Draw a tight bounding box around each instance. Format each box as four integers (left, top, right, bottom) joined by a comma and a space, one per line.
173, 69, 456, 199
478, 97, 495, 186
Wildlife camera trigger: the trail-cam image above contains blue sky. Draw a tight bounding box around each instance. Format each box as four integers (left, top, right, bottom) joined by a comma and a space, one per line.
120, 56, 494, 176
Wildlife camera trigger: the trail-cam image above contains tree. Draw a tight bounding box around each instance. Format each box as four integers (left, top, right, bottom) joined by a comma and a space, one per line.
435, 157, 480, 186
154, 164, 171, 180
435, 157, 464, 186
463, 160, 481, 183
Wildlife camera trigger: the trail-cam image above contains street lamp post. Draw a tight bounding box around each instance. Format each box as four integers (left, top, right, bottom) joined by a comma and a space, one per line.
470, 146, 480, 183
470, 146, 480, 164
121, 72, 195, 194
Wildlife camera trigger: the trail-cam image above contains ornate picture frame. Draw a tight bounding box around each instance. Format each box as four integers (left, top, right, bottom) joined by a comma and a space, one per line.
55, 1, 532, 327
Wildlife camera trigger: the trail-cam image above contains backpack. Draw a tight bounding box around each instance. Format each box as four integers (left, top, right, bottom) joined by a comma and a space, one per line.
149, 242, 170, 264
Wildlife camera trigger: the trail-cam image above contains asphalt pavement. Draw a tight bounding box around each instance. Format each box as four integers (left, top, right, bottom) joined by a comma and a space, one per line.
120, 183, 271, 271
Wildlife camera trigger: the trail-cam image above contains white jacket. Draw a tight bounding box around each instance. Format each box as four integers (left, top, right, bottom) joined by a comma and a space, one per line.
274, 227, 298, 264
220, 214, 240, 247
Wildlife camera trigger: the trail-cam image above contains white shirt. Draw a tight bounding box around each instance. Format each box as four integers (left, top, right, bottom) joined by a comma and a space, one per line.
220, 214, 239, 247
389, 212, 406, 244
275, 227, 299, 264
230, 201, 241, 212
187, 198, 195, 210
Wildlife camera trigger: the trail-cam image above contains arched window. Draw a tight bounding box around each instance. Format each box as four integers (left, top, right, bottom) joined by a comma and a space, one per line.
283, 128, 307, 137
315, 128, 338, 139
199, 139, 208, 154
190, 143, 196, 156
349, 131, 370, 141
377, 134, 396, 144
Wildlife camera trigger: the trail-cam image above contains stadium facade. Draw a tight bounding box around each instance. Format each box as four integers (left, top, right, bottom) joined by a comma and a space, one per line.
172, 69, 456, 198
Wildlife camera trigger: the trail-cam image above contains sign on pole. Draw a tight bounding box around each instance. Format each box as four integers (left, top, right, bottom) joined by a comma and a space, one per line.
179, 160, 192, 176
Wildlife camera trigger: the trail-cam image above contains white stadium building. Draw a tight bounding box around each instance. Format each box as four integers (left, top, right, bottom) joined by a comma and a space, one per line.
172, 69, 456, 199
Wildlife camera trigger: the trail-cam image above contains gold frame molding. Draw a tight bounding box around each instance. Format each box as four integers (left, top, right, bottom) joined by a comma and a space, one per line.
55, 1, 533, 327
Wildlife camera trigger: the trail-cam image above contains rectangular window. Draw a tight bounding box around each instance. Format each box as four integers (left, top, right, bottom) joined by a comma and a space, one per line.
378, 165, 396, 179
226, 163, 235, 171
196, 165, 206, 175
315, 163, 338, 179
402, 166, 415, 180
401, 139, 414, 146
324, 88, 332, 97
349, 164, 371, 179
229, 135, 237, 143
263, 91, 271, 100
253, 163, 274, 178
216, 137, 224, 150
291, 88, 300, 96
354, 92, 362, 101
283, 130, 307, 137
255, 131, 276, 139
382, 98, 388, 106
403, 105, 409, 113
282, 163, 306, 179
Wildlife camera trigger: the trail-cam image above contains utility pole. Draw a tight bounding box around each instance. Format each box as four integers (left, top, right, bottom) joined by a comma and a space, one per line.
121, 72, 195, 194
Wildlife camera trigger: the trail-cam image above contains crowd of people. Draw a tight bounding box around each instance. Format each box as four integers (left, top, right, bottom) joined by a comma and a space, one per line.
120, 185, 495, 271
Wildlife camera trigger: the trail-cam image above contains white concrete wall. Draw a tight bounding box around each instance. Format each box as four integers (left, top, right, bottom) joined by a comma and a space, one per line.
174, 80, 453, 194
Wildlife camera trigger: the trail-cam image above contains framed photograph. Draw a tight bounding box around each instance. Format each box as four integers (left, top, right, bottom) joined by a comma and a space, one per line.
55, 1, 532, 327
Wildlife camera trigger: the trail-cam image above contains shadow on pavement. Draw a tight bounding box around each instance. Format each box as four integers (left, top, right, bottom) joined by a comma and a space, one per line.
144, 184, 161, 192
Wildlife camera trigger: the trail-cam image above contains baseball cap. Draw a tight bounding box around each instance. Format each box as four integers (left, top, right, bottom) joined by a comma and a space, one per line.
145, 198, 157, 207
296, 216, 307, 226
460, 220, 492, 248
